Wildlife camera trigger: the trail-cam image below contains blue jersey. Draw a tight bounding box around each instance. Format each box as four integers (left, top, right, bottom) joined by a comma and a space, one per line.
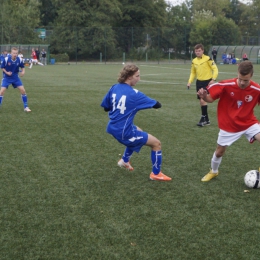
101, 83, 157, 140
1, 56, 24, 78
0, 54, 5, 64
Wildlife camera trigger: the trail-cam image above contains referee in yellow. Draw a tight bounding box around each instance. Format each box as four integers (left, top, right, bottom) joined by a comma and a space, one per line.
187, 44, 218, 127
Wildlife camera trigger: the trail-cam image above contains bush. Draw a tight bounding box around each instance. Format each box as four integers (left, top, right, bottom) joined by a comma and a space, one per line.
50, 53, 69, 62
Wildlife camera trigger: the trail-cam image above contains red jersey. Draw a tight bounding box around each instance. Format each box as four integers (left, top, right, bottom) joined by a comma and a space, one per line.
31, 51, 37, 59
207, 78, 260, 132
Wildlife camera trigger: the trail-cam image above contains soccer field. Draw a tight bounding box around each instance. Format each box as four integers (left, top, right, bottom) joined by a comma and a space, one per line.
1, 62, 260, 259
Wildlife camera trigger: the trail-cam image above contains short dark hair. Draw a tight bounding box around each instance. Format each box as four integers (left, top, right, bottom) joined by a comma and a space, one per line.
118, 64, 139, 83
238, 61, 254, 76
194, 44, 204, 50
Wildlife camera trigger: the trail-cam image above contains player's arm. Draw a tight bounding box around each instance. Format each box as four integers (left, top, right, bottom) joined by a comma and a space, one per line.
153, 101, 161, 109
197, 88, 214, 103
1, 67, 12, 76
187, 63, 195, 87
209, 59, 218, 82
20, 67, 25, 77
101, 91, 111, 112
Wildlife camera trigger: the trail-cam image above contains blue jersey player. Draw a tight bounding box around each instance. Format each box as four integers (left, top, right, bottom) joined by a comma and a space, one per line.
0, 47, 31, 112
101, 64, 171, 181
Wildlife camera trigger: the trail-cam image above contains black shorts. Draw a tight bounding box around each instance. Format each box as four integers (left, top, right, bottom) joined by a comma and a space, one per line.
196, 79, 212, 99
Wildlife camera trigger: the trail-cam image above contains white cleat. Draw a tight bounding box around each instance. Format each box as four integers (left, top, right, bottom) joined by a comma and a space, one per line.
24, 107, 31, 112
117, 159, 134, 171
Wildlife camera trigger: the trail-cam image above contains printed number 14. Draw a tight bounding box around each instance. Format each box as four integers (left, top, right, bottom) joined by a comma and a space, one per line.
112, 94, 126, 114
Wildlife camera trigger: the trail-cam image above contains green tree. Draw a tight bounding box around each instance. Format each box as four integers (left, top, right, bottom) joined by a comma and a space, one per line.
190, 10, 240, 51
239, 0, 260, 45
0, 0, 41, 44
165, 3, 191, 58
38, 0, 57, 26
211, 16, 241, 45
192, 0, 231, 17
50, 0, 122, 58
113, 0, 167, 53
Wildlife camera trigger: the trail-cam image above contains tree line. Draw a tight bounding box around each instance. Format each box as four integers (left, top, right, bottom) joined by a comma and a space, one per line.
0, 0, 259, 60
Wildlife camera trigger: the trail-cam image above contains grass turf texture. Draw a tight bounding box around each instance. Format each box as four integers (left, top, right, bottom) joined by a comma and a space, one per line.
1, 63, 260, 259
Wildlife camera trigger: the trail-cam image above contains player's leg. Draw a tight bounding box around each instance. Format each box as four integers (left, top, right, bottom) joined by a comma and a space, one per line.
198, 97, 209, 125
118, 147, 134, 171
254, 133, 260, 142
201, 145, 226, 182
145, 134, 171, 181
212, 145, 226, 172
118, 126, 144, 171
202, 130, 243, 182
17, 85, 31, 112
29, 59, 33, 69
0, 78, 10, 107
0, 86, 7, 107
196, 80, 211, 127
37, 60, 44, 66
247, 124, 260, 144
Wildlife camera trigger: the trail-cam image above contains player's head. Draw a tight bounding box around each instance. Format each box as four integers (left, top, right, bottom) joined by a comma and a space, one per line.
10, 47, 18, 59
237, 61, 253, 89
238, 61, 253, 76
118, 64, 140, 86
194, 44, 204, 58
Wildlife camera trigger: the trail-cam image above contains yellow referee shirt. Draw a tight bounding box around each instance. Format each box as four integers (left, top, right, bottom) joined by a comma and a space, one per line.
188, 54, 218, 83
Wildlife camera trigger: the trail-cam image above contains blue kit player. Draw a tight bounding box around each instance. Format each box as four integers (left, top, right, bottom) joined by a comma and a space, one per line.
0, 47, 31, 112
101, 64, 171, 181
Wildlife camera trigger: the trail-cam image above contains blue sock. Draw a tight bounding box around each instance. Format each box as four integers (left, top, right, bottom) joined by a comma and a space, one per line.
122, 147, 134, 163
21, 94, 28, 108
0, 95, 3, 106
151, 150, 162, 174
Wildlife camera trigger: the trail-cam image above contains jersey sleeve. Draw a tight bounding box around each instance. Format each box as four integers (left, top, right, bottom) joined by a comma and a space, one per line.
207, 83, 224, 100
19, 58, 24, 68
100, 90, 111, 111
135, 91, 157, 110
188, 62, 196, 84
1, 58, 6, 69
208, 59, 218, 80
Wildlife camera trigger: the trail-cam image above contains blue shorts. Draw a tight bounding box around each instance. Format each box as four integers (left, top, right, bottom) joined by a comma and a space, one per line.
1, 77, 23, 88
113, 127, 148, 153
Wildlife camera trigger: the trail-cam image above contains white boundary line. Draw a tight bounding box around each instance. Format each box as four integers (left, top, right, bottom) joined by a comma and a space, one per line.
140, 80, 180, 84
140, 64, 260, 77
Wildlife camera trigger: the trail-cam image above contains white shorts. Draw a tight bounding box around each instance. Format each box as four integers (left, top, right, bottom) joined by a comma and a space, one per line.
217, 123, 260, 146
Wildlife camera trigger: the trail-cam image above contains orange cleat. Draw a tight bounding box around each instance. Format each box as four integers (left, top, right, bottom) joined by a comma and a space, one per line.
150, 172, 171, 181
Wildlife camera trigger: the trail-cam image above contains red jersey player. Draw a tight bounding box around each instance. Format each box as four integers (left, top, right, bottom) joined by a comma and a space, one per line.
29, 48, 44, 69
197, 61, 260, 181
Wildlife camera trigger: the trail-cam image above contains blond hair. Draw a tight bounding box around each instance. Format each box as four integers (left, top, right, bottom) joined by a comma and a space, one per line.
118, 64, 139, 83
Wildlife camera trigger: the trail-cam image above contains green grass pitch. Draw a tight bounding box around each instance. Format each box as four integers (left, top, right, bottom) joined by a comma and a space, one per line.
1, 62, 260, 259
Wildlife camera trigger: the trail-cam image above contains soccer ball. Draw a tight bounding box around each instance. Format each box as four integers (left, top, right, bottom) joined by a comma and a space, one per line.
244, 170, 260, 188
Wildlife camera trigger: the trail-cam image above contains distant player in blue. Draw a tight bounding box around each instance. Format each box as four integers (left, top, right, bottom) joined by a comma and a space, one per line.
0, 52, 4, 64
0, 47, 31, 112
101, 64, 171, 181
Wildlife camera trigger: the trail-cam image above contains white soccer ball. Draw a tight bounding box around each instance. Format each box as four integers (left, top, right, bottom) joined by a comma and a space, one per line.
122, 62, 125, 65
244, 170, 260, 188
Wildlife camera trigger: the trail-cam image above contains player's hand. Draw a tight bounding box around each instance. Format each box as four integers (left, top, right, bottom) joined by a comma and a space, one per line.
6, 71, 12, 76
197, 88, 207, 98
